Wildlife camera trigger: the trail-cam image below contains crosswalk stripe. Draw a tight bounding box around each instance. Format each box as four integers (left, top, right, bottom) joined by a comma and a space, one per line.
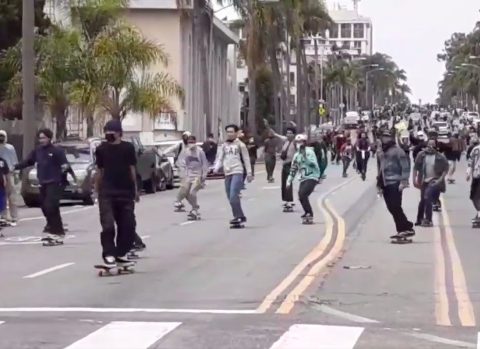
269, 324, 364, 349
63, 321, 181, 349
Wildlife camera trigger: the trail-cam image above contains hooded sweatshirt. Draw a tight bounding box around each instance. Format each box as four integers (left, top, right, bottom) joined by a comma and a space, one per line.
0, 130, 18, 171
287, 146, 320, 186
214, 138, 252, 177
178, 146, 209, 181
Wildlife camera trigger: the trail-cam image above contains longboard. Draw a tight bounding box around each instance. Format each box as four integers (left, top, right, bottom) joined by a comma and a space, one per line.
390, 235, 412, 244
230, 223, 244, 229
94, 264, 135, 277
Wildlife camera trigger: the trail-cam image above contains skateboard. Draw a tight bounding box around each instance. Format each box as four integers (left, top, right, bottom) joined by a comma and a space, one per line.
41, 237, 64, 247
174, 207, 186, 212
230, 222, 245, 229
390, 234, 412, 244
472, 220, 480, 228
432, 205, 441, 212
268, 178, 274, 183
302, 216, 314, 225
94, 263, 135, 276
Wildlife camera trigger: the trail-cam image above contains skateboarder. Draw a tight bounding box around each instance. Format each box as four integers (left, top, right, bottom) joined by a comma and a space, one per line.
173, 131, 192, 211
413, 138, 448, 227
94, 120, 137, 268
15, 128, 76, 244
213, 124, 253, 226
467, 139, 480, 225
286, 134, 320, 223
376, 130, 415, 238
177, 135, 209, 220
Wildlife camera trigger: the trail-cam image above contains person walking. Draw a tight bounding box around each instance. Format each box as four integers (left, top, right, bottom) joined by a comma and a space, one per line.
376, 130, 415, 238
201, 133, 218, 166
177, 135, 209, 220
287, 134, 320, 223
94, 120, 137, 267
445, 131, 465, 184
340, 138, 354, 177
413, 138, 449, 227
213, 124, 253, 226
264, 130, 277, 183
15, 129, 76, 243
0, 130, 18, 225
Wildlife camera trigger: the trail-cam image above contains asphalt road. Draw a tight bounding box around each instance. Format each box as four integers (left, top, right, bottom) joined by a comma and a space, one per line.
0, 158, 479, 348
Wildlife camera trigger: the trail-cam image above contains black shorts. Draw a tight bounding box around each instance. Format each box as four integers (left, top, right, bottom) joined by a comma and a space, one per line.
446, 151, 459, 161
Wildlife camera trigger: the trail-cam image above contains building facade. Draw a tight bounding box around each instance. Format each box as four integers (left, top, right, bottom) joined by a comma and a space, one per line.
44, 0, 240, 144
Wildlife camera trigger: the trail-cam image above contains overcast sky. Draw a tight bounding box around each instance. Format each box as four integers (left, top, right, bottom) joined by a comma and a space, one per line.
214, 0, 480, 104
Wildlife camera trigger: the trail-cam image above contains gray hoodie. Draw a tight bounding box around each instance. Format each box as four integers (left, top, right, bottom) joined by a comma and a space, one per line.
214, 139, 252, 177
0, 130, 18, 171
178, 146, 209, 181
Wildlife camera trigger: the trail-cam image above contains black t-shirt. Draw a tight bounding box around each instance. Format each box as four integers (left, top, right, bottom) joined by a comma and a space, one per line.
95, 141, 137, 198
0, 157, 9, 189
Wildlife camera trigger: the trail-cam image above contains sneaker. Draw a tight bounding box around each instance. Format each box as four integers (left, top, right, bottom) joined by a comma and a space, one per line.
404, 229, 416, 237
239, 216, 247, 223
9, 220, 17, 227
133, 241, 146, 251
421, 220, 433, 227
230, 217, 242, 225
116, 256, 135, 267
414, 221, 422, 226
103, 256, 116, 267
174, 202, 184, 209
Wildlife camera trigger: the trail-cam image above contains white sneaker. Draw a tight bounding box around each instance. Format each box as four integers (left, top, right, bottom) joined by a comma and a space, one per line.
9, 221, 17, 227
103, 256, 116, 267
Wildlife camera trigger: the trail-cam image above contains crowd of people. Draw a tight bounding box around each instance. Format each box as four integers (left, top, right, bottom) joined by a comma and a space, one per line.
4, 105, 480, 267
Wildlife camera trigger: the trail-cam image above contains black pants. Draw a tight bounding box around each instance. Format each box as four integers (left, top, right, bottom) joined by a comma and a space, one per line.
99, 195, 136, 258
356, 152, 369, 175
281, 163, 293, 202
383, 183, 414, 233
342, 156, 351, 175
40, 183, 64, 236
470, 178, 480, 210
298, 179, 317, 216
250, 159, 256, 177
265, 154, 276, 180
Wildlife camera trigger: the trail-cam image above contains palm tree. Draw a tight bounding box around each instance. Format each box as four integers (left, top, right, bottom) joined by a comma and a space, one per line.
92, 22, 184, 120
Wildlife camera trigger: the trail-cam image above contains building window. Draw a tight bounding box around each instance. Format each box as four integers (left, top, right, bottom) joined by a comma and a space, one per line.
342, 41, 350, 49
289, 72, 295, 86
341, 24, 351, 38
354, 41, 362, 49
289, 94, 295, 108
329, 24, 338, 39
354, 24, 364, 38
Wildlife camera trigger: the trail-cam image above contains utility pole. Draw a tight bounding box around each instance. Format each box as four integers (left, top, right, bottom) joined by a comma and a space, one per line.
22, 0, 36, 157
313, 37, 319, 127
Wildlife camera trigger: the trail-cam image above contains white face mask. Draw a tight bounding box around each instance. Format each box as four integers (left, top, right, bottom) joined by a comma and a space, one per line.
187, 144, 195, 150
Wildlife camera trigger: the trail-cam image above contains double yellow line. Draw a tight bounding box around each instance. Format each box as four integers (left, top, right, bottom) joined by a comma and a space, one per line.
435, 198, 475, 326
256, 180, 350, 314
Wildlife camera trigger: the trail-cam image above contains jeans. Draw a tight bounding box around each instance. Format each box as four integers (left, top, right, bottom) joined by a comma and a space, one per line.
225, 174, 245, 218
281, 163, 293, 202
298, 179, 317, 216
382, 182, 414, 233
99, 195, 136, 258
265, 154, 276, 180
39, 183, 64, 236
417, 182, 441, 222
177, 178, 202, 209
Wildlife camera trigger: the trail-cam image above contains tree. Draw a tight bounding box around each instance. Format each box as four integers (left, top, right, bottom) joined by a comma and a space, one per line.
92, 22, 184, 120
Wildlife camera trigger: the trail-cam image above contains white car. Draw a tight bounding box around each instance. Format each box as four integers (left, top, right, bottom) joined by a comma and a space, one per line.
467, 112, 479, 121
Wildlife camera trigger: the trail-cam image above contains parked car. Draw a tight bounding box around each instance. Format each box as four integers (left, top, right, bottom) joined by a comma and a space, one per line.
343, 111, 360, 129
124, 136, 161, 194
21, 138, 100, 207
152, 147, 175, 191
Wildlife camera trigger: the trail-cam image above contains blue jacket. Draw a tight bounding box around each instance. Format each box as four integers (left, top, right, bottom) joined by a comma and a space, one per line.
17, 144, 69, 185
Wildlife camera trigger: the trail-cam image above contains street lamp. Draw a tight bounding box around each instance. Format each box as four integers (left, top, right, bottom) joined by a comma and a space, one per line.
22, 0, 36, 157
365, 67, 384, 109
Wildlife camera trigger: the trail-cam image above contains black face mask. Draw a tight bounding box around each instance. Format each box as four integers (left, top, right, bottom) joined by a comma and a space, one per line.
0, 138, 5, 144
105, 134, 116, 143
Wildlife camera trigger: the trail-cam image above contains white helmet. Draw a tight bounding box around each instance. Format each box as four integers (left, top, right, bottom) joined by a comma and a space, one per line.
295, 134, 308, 142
